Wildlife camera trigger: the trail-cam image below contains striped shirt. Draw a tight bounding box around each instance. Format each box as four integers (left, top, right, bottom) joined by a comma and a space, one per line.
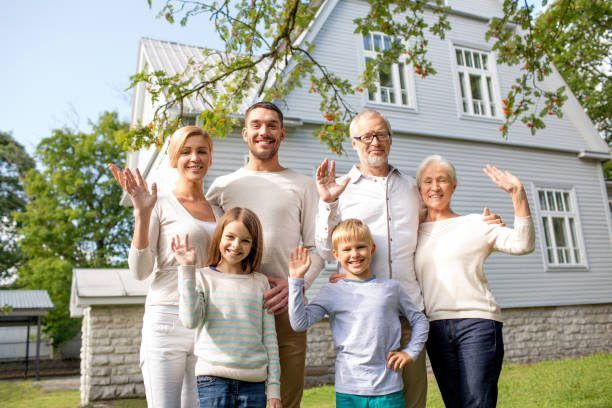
178, 265, 281, 400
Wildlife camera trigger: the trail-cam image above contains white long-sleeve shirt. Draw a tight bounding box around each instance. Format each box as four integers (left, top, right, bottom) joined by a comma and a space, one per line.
315, 165, 424, 310
128, 193, 216, 306
415, 215, 535, 322
206, 167, 324, 288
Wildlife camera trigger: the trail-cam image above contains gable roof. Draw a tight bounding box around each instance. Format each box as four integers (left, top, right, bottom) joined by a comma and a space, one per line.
70, 268, 150, 317
0, 290, 54, 317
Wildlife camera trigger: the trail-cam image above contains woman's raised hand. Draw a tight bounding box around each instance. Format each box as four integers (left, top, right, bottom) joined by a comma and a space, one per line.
288, 246, 311, 279
171, 234, 196, 266
483, 165, 523, 195
108, 163, 157, 214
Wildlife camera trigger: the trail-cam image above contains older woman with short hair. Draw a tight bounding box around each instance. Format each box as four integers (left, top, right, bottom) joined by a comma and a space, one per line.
414, 155, 535, 408
109, 126, 216, 407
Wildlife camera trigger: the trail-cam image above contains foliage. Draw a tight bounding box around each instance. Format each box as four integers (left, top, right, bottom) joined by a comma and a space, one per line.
14, 112, 133, 345
604, 160, 612, 181
123, 0, 608, 153
125, 0, 451, 154
0, 131, 35, 281
535, 0, 611, 143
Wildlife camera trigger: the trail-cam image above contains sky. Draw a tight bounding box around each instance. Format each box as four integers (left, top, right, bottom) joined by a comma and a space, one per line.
0, 1, 223, 155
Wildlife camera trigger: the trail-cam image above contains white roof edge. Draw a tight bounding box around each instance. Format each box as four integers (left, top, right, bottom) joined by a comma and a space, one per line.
293, 0, 339, 47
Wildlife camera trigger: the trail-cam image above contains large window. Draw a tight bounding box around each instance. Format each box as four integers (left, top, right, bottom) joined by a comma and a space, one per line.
362, 33, 415, 108
453, 46, 500, 118
536, 188, 585, 267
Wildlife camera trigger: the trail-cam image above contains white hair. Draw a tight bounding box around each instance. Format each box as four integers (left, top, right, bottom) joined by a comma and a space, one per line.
416, 155, 457, 188
349, 110, 392, 139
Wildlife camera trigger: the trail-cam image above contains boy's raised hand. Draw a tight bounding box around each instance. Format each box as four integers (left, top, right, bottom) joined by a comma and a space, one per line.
288, 246, 311, 279
386, 351, 413, 371
171, 234, 196, 266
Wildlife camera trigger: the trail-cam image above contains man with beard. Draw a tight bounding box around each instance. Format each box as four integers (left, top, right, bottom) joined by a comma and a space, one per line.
315, 109, 503, 408
206, 101, 324, 408
314, 109, 428, 408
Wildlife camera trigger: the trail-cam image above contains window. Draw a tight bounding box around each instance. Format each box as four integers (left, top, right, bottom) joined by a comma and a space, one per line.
453, 46, 500, 118
362, 33, 415, 108
536, 188, 585, 267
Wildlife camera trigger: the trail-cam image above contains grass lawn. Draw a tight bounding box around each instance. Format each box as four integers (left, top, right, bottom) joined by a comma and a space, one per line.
0, 354, 609, 407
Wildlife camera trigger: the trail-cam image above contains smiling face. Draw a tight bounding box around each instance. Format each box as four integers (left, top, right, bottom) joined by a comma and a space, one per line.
218, 221, 253, 272
351, 113, 391, 170
175, 134, 212, 182
419, 164, 456, 213
333, 239, 375, 280
242, 107, 286, 162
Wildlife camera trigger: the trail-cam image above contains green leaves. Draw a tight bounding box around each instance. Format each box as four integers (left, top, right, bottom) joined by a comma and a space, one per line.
130, 0, 605, 152
15, 112, 133, 345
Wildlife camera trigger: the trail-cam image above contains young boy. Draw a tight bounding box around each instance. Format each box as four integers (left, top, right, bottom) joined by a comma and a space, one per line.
288, 219, 429, 407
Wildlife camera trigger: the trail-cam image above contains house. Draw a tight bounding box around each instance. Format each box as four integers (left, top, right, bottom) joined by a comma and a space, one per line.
74, 0, 612, 402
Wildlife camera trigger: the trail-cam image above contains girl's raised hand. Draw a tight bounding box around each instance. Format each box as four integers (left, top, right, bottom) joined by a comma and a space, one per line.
483, 165, 523, 195
288, 246, 311, 279
108, 163, 157, 214
171, 234, 196, 266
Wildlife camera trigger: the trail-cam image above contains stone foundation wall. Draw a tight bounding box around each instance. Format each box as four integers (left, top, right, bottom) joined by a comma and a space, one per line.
79, 303, 612, 403
80, 305, 144, 406
502, 303, 612, 363
304, 303, 612, 385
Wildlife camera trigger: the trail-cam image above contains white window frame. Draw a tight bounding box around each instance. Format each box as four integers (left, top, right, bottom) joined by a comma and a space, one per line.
361, 32, 417, 109
451, 44, 502, 119
533, 186, 588, 269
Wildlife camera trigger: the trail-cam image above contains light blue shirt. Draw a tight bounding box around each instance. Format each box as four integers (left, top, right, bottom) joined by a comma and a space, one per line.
288, 277, 429, 396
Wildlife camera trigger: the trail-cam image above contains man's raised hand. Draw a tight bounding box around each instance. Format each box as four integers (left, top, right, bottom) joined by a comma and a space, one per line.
316, 159, 350, 203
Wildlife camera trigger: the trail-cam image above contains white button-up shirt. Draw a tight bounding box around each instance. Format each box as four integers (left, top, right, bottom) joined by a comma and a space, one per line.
315, 165, 424, 310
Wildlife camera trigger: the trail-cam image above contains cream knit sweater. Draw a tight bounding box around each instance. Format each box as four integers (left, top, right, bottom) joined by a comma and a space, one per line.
415, 215, 535, 322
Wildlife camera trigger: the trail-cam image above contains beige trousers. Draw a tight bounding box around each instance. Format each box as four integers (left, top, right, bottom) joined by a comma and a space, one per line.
275, 311, 308, 408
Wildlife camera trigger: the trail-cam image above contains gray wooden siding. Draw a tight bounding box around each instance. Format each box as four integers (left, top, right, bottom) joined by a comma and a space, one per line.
446, 0, 503, 19
195, 125, 612, 308
283, 0, 594, 153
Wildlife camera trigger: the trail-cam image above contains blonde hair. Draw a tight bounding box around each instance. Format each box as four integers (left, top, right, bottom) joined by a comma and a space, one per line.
331, 219, 374, 250
207, 207, 263, 274
168, 126, 213, 168
416, 155, 457, 189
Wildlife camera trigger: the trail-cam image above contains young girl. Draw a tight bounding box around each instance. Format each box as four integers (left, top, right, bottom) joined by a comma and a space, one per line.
172, 207, 282, 408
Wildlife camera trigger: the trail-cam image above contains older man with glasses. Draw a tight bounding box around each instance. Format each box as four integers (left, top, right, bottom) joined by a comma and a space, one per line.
314, 109, 427, 408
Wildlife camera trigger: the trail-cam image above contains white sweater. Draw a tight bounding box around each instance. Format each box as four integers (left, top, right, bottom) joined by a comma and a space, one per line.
206, 167, 324, 288
128, 194, 216, 306
178, 266, 281, 400
415, 215, 535, 322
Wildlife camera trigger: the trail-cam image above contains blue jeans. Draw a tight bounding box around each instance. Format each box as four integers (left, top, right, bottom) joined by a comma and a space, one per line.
196, 376, 266, 408
427, 319, 504, 408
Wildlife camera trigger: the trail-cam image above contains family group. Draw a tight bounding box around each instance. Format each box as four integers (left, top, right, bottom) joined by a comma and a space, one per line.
108, 102, 535, 408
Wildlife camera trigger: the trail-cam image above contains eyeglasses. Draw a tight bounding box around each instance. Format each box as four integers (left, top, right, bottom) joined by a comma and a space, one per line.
353, 131, 390, 144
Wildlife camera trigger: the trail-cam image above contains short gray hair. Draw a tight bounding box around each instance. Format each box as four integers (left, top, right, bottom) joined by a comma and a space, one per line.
416, 155, 457, 188
349, 110, 392, 139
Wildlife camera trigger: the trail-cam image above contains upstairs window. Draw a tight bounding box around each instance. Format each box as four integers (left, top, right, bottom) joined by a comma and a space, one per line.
362, 33, 416, 108
453, 46, 500, 118
536, 188, 585, 267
